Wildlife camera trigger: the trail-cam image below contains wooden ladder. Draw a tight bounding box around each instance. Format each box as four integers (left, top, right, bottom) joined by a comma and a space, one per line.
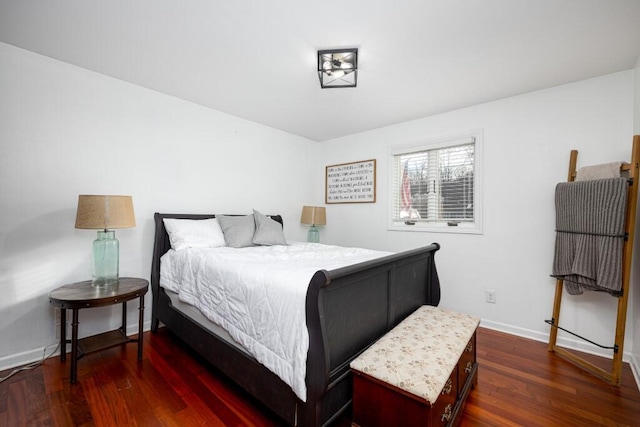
547, 135, 640, 386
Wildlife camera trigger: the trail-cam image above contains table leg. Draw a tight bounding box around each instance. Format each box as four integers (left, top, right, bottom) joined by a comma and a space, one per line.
60, 308, 66, 362
138, 294, 144, 360
121, 301, 127, 334
70, 309, 79, 384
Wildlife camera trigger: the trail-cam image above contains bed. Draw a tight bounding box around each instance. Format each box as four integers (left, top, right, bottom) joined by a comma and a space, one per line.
150, 212, 441, 426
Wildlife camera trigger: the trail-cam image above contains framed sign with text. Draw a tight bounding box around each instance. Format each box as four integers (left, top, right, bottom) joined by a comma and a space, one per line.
325, 159, 376, 204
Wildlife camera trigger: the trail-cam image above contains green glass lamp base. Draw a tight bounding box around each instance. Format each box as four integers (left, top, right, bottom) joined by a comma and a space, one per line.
307, 225, 320, 243
92, 230, 119, 287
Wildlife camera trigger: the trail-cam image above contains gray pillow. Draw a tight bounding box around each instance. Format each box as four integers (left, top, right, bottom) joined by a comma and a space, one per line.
252, 209, 287, 246
217, 214, 256, 248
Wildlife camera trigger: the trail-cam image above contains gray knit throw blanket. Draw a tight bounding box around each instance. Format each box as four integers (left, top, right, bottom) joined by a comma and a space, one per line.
552, 177, 628, 295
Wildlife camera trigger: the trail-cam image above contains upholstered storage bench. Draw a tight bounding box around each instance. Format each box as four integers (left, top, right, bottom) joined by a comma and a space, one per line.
350, 305, 480, 426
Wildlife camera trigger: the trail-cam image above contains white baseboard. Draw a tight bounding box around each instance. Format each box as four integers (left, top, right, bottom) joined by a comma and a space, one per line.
0, 346, 57, 373
480, 318, 630, 360
0, 320, 152, 373
630, 353, 640, 391
3, 319, 640, 393
480, 318, 640, 391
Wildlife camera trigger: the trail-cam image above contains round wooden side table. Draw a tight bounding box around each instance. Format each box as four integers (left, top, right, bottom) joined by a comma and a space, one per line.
49, 277, 149, 383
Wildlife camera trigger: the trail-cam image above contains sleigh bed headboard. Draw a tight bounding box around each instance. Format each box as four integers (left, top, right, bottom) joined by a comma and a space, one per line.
150, 212, 284, 309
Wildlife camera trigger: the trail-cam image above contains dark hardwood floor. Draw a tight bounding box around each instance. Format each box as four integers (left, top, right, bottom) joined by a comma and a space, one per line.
1, 327, 639, 426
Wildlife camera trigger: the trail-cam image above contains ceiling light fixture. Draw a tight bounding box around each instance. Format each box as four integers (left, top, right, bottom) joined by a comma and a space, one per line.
317, 48, 358, 89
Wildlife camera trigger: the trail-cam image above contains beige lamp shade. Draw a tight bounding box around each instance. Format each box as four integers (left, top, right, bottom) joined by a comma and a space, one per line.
75, 195, 136, 230
300, 206, 326, 226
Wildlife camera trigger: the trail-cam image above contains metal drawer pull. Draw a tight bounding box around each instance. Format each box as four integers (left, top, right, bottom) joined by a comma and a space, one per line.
441, 404, 453, 422
465, 361, 474, 373
465, 341, 473, 352
441, 378, 452, 395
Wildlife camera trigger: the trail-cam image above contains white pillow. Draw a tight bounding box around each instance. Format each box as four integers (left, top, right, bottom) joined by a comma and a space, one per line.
163, 218, 226, 251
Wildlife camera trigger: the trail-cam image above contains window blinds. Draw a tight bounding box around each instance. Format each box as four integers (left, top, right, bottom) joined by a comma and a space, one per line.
392, 138, 475, 224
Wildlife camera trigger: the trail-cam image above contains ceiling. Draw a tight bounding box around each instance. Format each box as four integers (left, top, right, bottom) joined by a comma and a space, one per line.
1, 0, 640, 142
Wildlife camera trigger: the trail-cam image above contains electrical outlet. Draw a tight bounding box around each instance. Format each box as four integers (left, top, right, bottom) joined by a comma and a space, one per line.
486, 290, 496, 304
53, 309, 68, 340
54, 309, 61, 339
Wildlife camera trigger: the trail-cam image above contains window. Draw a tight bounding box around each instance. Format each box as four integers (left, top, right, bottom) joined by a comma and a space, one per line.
389, 132, 482, 233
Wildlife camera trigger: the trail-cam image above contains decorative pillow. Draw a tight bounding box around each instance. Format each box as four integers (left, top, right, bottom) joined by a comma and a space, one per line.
217, 214, 256, 248
163, 218, 226, 251
252, 209, 287, 246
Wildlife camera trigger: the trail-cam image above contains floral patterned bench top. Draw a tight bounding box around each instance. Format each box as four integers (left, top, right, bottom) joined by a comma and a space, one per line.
350, 305, 480, 404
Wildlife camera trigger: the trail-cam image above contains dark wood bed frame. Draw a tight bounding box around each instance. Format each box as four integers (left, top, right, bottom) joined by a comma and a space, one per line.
150, 213, 441, 426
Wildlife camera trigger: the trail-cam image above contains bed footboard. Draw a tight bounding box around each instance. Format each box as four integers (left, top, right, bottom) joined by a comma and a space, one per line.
301, 243, 441, 426
150, 213, 440, 427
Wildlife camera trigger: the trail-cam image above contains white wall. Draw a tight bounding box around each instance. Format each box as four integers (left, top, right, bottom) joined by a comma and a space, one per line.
635, 56, 640, 134
0, 42, 320, 368
632, 56, 640, 382
2, 39, 637, 373
321, 71, 635, 359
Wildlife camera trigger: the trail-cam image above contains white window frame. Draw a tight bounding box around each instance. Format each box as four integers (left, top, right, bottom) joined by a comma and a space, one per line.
388, 131, 483, 234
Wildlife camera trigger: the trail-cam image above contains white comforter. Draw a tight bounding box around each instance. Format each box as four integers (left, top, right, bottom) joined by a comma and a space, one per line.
160, 241, 392, 401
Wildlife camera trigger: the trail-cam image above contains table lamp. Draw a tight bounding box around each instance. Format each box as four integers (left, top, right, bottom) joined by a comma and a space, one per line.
300, 206, 326, 243
75, 195, 136, 286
